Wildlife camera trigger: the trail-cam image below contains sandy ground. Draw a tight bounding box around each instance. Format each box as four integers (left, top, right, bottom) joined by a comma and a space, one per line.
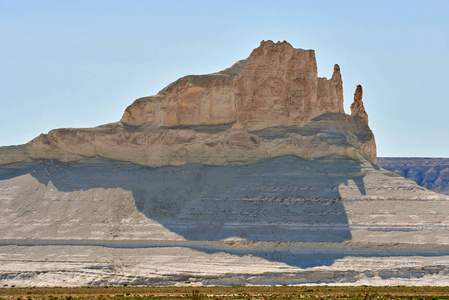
1, 156, 449, 286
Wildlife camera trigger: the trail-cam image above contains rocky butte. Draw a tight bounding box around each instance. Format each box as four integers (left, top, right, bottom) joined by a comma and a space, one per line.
1, 41, 449, 286
0, 40, 376, 167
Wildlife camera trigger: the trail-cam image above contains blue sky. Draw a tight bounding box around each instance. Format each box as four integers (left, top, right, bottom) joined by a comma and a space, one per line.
1, 0, 448, 157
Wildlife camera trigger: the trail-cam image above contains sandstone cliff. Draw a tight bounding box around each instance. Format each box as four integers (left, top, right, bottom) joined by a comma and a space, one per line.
0, 40, 376, 166
121, 40, 345, 129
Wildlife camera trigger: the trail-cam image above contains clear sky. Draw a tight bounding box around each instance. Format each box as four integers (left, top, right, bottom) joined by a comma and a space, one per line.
1, 0, 448, 157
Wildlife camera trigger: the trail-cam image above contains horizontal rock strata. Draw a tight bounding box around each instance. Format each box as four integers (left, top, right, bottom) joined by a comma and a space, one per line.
122, 40, 344, 129
378, 157, 449, 195
1, 156, 448, 286
0, 40, 376, 166
0, 112, 376, 167
4, 41, 443, 286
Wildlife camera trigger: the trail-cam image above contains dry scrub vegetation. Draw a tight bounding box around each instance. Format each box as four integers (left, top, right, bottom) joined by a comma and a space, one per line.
0, 286, 449, 299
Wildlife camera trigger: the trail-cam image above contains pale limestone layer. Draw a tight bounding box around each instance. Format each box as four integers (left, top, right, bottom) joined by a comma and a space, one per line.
1, 157, 449, 286
0, 112, 376, 167
1, 156, 448, 243
0, 40, 376, 166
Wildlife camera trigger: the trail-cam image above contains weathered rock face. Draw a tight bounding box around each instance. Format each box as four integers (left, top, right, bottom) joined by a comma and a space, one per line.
4, 41, 449, 288
350, 85, 369, 123
1, 155, 449, 286
378, 158, 449, 195
0, 40, 377, 166
122, 40, 345, 130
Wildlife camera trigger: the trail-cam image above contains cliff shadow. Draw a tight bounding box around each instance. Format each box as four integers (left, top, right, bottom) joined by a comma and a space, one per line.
0, 155, 368, 268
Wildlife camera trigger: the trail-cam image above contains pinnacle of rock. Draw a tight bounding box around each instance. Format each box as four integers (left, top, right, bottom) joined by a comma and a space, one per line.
350, 84, 369, 123
354, 84, 363, 102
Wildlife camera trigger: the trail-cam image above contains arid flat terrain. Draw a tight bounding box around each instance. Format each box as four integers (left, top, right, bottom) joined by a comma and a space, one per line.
1, 286, 449, 299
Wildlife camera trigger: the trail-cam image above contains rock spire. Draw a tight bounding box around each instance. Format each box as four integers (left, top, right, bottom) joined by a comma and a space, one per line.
350, 85, 369, 123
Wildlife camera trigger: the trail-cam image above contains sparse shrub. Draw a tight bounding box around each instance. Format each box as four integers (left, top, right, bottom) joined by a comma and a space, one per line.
192, 289, 201, 300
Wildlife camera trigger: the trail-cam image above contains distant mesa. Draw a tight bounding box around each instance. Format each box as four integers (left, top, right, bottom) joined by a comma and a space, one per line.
378, 157, 449, 195
0, 40, 376, 166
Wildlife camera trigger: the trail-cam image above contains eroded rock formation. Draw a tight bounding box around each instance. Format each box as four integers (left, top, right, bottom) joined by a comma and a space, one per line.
3, 41, 449, 288
350, 85, 369, 123
378, 157, 449, 195
0, 40, 377, 166
122, 40, 344, 129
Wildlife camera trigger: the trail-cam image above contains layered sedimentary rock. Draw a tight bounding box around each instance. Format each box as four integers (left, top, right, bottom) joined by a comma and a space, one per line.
122, 40, 345, 129
378, 157, 449, 195
1, 156, 449, 286
0, 40, 376, 166
3, 41, 447, 287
